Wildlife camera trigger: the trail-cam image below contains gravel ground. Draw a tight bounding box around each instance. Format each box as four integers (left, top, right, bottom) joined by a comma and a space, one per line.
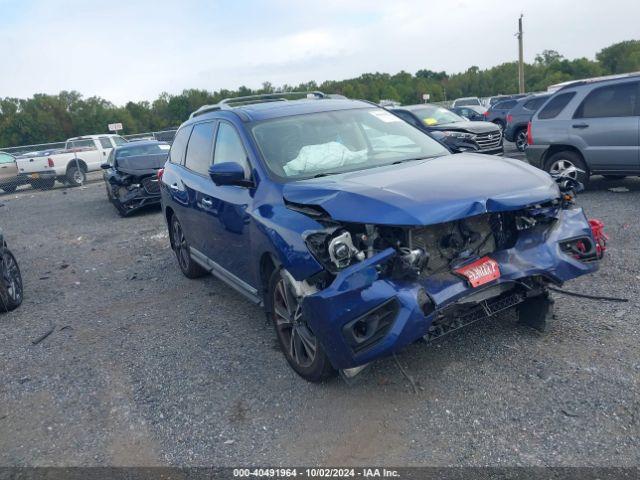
0, 144, 638, 467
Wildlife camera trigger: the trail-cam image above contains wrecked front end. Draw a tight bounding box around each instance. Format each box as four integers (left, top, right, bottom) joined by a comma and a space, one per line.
106, 171, 161, 216
288, 198, 603, 372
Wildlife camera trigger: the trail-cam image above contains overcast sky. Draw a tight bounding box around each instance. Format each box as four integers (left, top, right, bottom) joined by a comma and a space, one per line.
1, 0, 638, 105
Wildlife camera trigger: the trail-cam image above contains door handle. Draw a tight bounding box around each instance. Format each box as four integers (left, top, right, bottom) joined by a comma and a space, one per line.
201, 198, 213, 207
572, 123, 589, 129
169, 183, 180, 191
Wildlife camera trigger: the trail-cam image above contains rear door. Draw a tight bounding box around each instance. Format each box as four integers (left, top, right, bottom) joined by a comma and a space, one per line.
0, 153, 18, 182
572, 81, 639, 172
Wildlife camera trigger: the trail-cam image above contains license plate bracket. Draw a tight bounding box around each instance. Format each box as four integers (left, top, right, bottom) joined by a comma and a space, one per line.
454, 257, 501, 288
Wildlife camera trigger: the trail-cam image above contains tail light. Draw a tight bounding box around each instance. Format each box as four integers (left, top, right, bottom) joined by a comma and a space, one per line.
483, 110, 489, 117
47, 157, 54, 168
506, 114, 513, 124
157, 168, 164, 181
526, 121, 533, 145
589, 219, 608, 258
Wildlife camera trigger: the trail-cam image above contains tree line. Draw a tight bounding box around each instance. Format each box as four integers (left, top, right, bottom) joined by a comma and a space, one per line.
1, 39, 639, 148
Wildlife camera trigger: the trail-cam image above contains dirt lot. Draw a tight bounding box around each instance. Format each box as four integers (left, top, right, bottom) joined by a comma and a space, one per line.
0, 145, 639, 466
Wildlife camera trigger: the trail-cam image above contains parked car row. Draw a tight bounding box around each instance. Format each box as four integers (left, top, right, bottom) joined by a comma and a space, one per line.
0, 134, 127, 193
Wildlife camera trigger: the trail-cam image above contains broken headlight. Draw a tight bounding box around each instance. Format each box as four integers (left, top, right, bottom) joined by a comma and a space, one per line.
305, 229, 365, 272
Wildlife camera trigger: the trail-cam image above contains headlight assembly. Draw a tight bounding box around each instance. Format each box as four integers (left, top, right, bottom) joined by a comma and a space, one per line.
305, 229, 365, 271
441, 131, 474, 140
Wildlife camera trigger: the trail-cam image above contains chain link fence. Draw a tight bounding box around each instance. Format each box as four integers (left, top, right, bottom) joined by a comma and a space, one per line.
0, 129, 177, 195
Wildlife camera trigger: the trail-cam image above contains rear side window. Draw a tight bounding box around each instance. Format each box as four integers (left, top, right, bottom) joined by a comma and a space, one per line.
185, 122, 216, 175
495, 100, 517, 110
169, 126, 192, 165
0, 153, 15, 164
214, 123, 250, 176
98, 137, 113, 149
538, 92, 576, 119
523, 97, 548, 111
69, 139, 96, 150
574, 82, 639, 119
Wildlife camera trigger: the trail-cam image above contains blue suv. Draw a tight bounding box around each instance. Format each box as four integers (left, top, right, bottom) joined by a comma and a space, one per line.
160, 92, 604, 382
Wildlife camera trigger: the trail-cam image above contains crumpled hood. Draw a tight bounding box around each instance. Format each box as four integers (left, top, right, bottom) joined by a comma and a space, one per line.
116, 153, 167, 175
283, 153, 559, 226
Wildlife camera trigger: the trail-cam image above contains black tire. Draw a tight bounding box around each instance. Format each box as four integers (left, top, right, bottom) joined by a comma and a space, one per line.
0, 248, 23, 312
267, 268, 335, 382
515, 127, 528, 152
170, 215, 207, 278
602, 175, 626, 180
493, 120, 505, 132
1, 185, 17, 193
544, 150, 590, 187
66, 165, 86, 187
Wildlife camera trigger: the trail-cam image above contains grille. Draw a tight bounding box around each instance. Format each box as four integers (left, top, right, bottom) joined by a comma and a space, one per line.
142, 176, 160, 195
474, 130, 502, 151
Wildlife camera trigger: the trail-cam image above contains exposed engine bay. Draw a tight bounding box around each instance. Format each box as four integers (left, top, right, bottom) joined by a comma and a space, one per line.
299, 202, 561, 285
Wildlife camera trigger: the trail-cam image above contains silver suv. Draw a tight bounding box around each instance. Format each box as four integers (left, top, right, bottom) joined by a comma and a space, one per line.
526, 73, 640, 186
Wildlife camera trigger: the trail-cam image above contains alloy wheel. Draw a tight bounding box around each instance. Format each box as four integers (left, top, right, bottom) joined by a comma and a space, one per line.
516, 130, 528, 151
172, 219, 190, 271
2, 251, 22, 304
273, 277, 317, 368
549, 158, 578, 180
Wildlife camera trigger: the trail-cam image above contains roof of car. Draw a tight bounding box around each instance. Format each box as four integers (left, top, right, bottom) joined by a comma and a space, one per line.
188, 98, 372, 123
392, 104, 441, 111
115, 140, 167, 149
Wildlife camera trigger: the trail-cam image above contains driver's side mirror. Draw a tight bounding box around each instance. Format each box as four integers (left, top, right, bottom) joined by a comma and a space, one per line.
208, 162, 253, 187
100, 163, 110, 170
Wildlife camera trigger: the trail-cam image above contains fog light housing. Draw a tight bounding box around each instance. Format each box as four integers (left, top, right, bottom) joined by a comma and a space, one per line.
342, 298, 399, 353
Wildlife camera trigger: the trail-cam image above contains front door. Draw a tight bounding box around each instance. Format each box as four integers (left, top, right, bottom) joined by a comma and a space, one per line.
573, 81, 640, 172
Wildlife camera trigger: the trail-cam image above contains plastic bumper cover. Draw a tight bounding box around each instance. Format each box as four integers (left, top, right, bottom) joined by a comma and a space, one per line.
301, 208, 599, 369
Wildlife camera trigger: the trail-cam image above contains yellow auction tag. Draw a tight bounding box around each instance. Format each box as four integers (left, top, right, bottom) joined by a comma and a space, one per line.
423, 118, 437, 125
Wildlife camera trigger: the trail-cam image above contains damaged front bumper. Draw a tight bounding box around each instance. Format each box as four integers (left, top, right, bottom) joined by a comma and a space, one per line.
110, 177, 161, 214
301, 207, 599, 370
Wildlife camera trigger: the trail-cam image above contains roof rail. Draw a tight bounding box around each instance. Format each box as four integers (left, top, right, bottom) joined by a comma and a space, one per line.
189, 91, 328, 119
552, 71, 640, 92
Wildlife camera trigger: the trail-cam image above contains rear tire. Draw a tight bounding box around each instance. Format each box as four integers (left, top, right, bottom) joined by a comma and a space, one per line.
545, 150, 590, 187
170, 215, 207, 278
66, 165, 86, 187
0, 248, 23, 312
515, 128, 528, 152
268, 268, 335, 382
493, 120, 505, 132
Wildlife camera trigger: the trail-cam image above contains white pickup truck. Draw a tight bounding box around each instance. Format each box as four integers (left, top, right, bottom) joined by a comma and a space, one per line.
16, 134, 127, 188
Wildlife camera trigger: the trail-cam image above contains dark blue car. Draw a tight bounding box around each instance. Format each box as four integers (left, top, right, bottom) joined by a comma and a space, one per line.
160, 92, 604, 382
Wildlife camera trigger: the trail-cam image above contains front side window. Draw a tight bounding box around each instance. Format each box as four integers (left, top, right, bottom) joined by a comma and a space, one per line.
538, 92, 576, 120
112, 136, 127, 146
214, 123, 250, 176
574, 82, 639, 119
185, 122, 216, 175
252, 107, 449, 180
169, 126, 192, 165
495, 100, 517, 110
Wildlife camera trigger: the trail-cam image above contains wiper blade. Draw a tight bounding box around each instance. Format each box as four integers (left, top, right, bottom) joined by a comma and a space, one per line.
312, 172, 340, 178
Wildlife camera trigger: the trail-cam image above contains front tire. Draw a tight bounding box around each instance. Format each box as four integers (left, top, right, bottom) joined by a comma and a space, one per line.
1, 185, 17, 193
545, 150, 590, 187
0, 248, 23, 312
268, 268, 335, 382
170, 216, 207, 278
33, 178, 55, 190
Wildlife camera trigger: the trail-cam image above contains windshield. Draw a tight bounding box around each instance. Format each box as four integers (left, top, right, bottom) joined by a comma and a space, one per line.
115, 143, 170, 159
408, 106, 466, 126
251, 107, 449, 180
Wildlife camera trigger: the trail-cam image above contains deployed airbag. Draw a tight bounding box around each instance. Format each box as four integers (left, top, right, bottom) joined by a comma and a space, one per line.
283, 142, 367, 176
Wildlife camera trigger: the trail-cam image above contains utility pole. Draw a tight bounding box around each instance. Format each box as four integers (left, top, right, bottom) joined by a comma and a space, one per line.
517, 14, 525, 93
